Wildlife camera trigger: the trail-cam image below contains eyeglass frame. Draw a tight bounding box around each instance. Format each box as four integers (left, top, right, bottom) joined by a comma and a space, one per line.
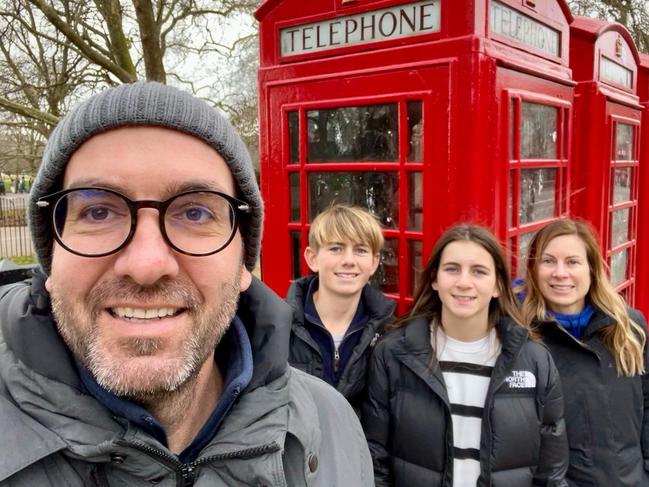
36, 186, 251, 258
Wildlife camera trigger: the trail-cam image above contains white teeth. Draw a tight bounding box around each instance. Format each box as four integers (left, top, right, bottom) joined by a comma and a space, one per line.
112, 307, 178, 319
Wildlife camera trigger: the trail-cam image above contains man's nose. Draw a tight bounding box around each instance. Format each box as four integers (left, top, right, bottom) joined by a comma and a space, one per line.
113, 209, 180, 285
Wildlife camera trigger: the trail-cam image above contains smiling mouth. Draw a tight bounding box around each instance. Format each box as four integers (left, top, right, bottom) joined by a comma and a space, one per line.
452, 295, 476, 301
549, 284, 575, 291
109, 307, 184, 320
335, 273, 359, 278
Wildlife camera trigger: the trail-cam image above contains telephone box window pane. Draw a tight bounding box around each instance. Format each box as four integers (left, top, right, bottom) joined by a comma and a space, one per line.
612, 168, 632, 204
371, 238, 399, 294
407, 101, 423, 162
615, 124, 634, 161
521, 102, 558, 159
519, 168, 556, 224
307, 104, 398, 162
611, 249, 628, 287
409, 172, 423, 231
611, 208, 630, 248
291, 231, 302, 279
410, 240, 423, 296
288, 111, 299, 164
290, 172, 300, 222
309, 172, 398, 228
516, 232, 535, 278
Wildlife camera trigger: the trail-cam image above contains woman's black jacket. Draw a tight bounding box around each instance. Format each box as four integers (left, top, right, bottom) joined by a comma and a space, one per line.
362, 316, 569, 487
536, 307, 649, 486
286, 275, 395, 414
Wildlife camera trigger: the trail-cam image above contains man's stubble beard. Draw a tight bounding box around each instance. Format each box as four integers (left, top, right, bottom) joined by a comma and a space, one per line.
50, 275, 240, 403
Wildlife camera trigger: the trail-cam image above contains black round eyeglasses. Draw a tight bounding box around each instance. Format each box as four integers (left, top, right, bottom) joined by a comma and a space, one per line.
37, 187, 251, 257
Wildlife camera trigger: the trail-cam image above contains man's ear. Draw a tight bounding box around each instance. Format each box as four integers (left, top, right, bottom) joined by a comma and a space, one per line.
45, 276, 52, 292
239, 266, 252, 292
304, 246, 319, 273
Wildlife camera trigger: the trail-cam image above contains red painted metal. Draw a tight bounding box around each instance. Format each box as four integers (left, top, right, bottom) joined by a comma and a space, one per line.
255, 0, 648, 316
637, 54, 649, 318
570, 16, 642, 310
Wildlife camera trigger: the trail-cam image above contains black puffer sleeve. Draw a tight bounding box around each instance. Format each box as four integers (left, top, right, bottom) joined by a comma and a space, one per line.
362, 339, 393, 487
535, 346, 569, 487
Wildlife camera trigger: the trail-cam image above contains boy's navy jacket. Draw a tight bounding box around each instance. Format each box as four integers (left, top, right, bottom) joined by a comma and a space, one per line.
286, 275, 395, 415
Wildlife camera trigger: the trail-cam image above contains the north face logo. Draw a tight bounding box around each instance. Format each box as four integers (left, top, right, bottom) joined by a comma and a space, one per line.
505, 370, 536, 388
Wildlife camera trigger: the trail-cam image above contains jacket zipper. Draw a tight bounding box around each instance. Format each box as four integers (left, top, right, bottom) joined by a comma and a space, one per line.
334, 348, 340, 373
116, 439, 282, 486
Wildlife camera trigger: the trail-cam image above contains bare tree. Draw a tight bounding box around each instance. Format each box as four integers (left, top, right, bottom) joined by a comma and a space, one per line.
568, 0, 649, 53
0, 0, 259, 174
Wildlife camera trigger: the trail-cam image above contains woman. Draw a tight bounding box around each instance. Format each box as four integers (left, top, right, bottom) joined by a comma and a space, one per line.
362, 224, 567, 486
521, 218, 649, 486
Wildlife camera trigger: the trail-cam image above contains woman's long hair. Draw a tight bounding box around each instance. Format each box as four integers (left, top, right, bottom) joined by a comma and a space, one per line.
392, 224, 524, 331
522, 219, 645, 376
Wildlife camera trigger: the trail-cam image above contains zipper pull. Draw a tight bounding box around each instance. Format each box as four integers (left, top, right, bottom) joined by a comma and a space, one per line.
180, 464, 197, 486
370, 332, 380, 348
334, 348, 340, 373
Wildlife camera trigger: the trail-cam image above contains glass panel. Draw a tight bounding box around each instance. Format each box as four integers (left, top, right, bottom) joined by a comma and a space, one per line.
407, 101, 423, 162
291, 231, 302, 279
308, 172, 398, 228
519, 168, 556, 224
563, 108, 569, 159
520, 102, 558, 159
615, 124, 634, 161
371, 238, 399, 294
611, 208, 630, 248
516, 232, 535, 278
290, 172, 300, 222
288, 111, 299, 164
410, 240, 423, 296
307, 104, 398, 162
611, 249, 628, 287
408, 172, 423, 231
612, 167, 632, 204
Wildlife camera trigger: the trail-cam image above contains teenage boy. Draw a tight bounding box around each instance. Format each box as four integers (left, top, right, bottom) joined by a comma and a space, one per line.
286, 205, 395, 415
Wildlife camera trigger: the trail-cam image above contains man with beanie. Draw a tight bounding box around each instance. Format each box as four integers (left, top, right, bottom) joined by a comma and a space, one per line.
0, 82, 373, 486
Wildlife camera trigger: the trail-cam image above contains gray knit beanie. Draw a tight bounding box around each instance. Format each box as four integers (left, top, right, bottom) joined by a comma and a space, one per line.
29, 81, 263, 273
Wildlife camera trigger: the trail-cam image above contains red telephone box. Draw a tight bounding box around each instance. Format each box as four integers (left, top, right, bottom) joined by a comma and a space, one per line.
569, 17, 642, 306
256, 0, 574, 313
637, 53, 649, 317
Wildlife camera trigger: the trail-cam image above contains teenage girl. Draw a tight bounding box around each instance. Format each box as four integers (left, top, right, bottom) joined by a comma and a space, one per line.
363, 224, 568, 486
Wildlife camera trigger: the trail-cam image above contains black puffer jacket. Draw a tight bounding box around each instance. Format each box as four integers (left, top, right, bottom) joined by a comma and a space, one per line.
362, 316, 568, 487
286, 275, 395, 414
536, 308, 649, 487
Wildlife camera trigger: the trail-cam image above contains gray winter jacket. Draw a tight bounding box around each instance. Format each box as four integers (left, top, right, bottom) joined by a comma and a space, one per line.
0, 271, 373, 486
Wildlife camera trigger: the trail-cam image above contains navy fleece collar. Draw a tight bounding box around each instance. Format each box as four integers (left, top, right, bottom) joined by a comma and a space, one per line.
77, 316, 253, 463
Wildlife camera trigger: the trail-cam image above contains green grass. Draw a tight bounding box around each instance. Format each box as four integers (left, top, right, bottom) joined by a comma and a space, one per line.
9, 256, 36, 265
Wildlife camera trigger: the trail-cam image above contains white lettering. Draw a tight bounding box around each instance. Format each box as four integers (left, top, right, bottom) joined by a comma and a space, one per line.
489, 1, 560, 57
280, 0, 441, 57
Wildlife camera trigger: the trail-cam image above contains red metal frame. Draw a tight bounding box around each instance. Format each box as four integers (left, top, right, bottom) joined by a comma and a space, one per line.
256, 0, 649, 315
570, 16, 642, 307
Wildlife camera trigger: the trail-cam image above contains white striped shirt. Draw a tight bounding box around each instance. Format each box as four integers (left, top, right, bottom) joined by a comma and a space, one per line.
433, 326, 501, 487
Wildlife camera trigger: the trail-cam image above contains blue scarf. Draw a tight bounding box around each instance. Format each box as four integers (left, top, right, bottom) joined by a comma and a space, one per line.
552, 304, 595, 339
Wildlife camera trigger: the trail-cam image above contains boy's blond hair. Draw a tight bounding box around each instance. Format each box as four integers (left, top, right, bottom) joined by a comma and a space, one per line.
308, 205, 384, 254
